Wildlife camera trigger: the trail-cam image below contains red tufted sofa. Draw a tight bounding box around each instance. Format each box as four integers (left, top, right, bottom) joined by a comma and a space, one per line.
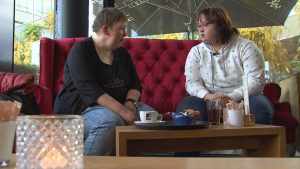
38, 37, 199, 119
38, 37, 299, 152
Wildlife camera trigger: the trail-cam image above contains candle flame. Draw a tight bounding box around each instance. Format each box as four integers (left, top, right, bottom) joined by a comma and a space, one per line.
40, 147, 68, 169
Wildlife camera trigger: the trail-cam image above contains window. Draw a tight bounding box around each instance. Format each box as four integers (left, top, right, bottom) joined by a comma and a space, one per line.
14, 0, 54, 74
238, 2, 300, 82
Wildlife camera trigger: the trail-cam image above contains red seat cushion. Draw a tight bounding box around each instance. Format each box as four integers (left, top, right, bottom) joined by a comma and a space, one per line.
0, 72, 33, 92
272, 111, 299, 143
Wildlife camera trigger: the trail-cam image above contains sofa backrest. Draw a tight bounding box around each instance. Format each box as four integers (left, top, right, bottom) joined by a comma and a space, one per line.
39, 37, 199, 115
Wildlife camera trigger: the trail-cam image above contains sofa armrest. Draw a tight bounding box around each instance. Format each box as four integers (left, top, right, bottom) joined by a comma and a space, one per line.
274, 102, 292, 114
33, 84, 53, 114
273, 111, 299, 129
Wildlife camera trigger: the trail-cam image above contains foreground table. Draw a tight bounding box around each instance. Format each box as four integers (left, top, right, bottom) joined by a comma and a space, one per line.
116, 124, 286, 157
4, 155, 300, 169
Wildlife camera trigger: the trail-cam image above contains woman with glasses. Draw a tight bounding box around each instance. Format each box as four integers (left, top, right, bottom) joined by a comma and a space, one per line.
176, 7, 273, 125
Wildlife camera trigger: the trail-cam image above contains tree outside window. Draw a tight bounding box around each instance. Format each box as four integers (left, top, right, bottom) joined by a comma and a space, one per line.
14, 0, 54, 75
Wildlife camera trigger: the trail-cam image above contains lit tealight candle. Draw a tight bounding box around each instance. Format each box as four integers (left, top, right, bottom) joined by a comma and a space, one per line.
39, 147, 68, 169
16, 115, 83, 169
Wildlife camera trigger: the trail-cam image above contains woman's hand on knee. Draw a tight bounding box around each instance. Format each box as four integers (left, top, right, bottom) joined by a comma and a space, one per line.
204, 93, 226, 101
124, 101, 136, 114
220, 96, 231, 108
118, 107, 137, 125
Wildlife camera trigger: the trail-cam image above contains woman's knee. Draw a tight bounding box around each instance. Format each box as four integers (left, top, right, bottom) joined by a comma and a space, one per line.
176, 96, 207, 120
83, 105, 125, 127
176, 96, 205, 110
83, 106, 123, 155
249, 95, 274, 124
137, 102, 155, 112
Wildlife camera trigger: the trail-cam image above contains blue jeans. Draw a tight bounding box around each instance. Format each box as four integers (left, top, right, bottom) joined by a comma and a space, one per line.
82, 103, 154, 156
176, 94, 274, 124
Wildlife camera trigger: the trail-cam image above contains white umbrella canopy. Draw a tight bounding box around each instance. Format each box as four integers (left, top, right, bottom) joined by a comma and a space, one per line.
116, 0, 298, 36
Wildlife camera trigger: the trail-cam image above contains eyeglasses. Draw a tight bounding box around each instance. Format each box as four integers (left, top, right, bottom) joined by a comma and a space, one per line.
196, 22, 212, 30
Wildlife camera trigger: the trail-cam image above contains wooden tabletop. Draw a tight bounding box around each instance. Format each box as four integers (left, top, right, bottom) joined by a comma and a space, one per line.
116, 124, 286, 157
4, 155, 300, 169
117, 123, 284, 132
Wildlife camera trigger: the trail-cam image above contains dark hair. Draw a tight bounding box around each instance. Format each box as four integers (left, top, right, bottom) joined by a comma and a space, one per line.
92, 8, 127, 33
196, 7, 239, 44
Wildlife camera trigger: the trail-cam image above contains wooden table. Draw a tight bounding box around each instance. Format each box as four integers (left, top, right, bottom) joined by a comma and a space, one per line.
116, 124, 286, 157
4, 155, 300, 169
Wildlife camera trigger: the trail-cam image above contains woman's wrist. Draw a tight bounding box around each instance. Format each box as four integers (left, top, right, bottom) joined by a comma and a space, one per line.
125, 98, 137, 107
124, 98, 137, 112
203, 93, 211, 101
125, 98, 137, 103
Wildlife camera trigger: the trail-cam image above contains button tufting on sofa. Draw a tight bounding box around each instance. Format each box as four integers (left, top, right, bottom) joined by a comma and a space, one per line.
38, 37, 297, 152
38, 38, 197, 116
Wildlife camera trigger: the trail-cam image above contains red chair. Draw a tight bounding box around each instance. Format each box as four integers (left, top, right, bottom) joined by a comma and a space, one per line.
263, 82, 299, 156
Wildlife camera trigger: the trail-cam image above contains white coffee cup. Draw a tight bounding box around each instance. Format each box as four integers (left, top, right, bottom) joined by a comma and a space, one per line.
0, 121, 16, 166
227, 110, 244, 126
139, 111, 163, 123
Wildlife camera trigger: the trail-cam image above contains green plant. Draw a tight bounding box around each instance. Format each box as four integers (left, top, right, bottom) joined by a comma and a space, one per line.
14, 9, 55, 66
22, 23, 42, 41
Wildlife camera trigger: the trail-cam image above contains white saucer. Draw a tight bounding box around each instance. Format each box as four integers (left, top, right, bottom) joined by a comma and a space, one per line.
134, 121, 166, 124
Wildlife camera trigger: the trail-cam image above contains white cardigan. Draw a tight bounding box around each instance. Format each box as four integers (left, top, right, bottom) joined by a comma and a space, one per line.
185, 36, 265, 101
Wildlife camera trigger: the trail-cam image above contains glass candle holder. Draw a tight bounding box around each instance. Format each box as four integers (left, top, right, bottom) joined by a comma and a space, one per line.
16, 115, 83, 169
